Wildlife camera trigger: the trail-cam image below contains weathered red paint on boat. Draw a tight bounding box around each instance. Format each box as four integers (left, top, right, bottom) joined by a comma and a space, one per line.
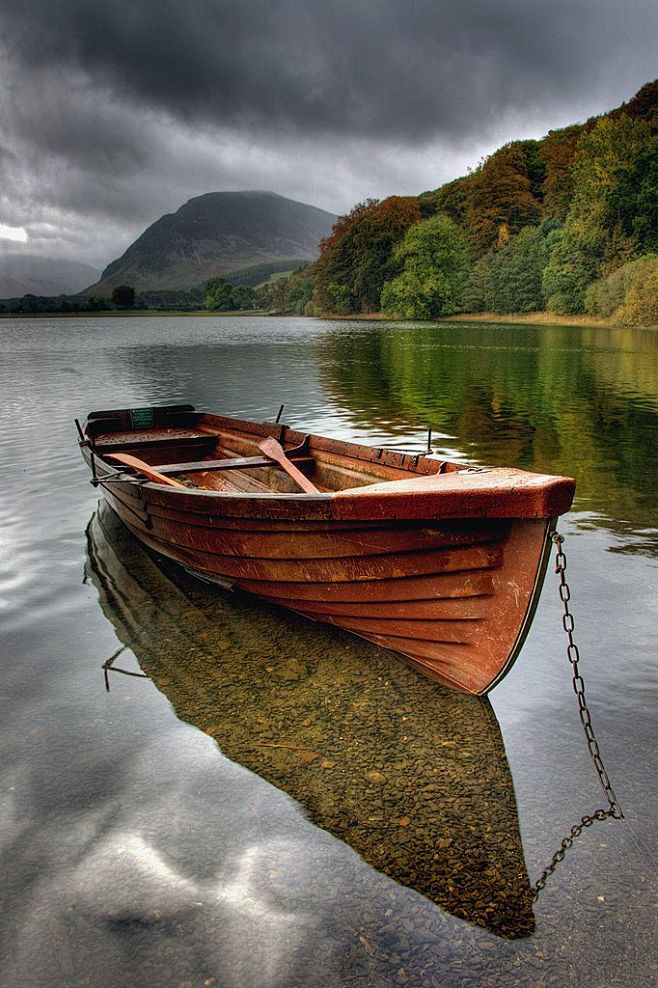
80, 403, 575, 694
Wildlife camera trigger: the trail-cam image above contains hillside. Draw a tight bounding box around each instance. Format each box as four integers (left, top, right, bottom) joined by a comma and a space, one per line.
87, 191, 336, 293
0, 254, 100, 297
262, 80, 658, 325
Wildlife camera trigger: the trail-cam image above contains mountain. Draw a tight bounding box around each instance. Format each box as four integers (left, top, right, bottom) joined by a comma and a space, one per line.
87, 191, 336, 293
0, 254, 101, 297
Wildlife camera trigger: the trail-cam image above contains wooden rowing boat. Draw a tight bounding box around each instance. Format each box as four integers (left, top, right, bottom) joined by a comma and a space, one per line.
86, 500, 536, 938
78, 402, 575, 694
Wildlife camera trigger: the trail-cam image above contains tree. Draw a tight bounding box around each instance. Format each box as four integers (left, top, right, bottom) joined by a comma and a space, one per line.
538, 125, 583, 223
204, 277, 256, 311
313, 197, 421, 314
543, 115, 651, 313
465, 142, 543, 255
615, 260, 658, 325
380, 214, 468, 319
464, 222, 556, 314
112, 285, 135, 309
586, 254, 658, 323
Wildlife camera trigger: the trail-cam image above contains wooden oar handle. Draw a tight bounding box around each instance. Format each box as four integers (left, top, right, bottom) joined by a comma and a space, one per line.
106, 452, 187, 488
257, 437, 319, 494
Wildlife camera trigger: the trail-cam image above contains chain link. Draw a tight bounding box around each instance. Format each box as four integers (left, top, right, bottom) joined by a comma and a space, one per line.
532, 530, 624, 899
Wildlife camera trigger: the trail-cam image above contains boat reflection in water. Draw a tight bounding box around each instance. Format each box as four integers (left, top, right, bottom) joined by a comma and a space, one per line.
86, 501, 536, 939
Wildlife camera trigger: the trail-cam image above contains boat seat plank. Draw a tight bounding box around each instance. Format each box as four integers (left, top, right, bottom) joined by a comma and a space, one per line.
94, 427, 214, 452
152, 454, 314, 475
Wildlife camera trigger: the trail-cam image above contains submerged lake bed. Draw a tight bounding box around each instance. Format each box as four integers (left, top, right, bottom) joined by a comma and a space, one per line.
0, 315, 656, 987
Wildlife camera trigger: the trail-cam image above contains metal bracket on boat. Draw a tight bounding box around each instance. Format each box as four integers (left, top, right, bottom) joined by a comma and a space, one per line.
374, 427, 438, 457
74, 417, 91, 448
89, 458, 139, 488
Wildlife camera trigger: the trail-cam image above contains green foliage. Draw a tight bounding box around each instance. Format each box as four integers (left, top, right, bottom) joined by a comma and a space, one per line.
464, 223, 556, 314
111, 285, 135, 308
255, 263, 317, 314
225, 259, 310, 287
204, 277, 256, 311
419, 176, 472, 225
543, 115, 652, 313
542, 226, 600, 314
616, 262, 658, 325
380, 214, 468, 318
586, 255, 658, 324
605, 136, 658, 253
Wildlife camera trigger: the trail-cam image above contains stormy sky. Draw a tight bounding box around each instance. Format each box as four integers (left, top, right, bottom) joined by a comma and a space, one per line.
1, 0, 656, 266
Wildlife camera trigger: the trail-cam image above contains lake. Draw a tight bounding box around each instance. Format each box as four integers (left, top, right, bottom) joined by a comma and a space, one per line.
0, 315, 656, 987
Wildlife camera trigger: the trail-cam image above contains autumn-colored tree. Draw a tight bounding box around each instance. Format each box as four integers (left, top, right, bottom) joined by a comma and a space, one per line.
538, 125, 583, 223
465, 142, 544, 255
419, 175, 473, 225
585, 254, 658, 320
314, 197, 421, 314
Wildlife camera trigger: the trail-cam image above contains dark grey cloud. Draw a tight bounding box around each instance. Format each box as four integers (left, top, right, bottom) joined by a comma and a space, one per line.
4, 0, 657, 140
0, 0, 656, 264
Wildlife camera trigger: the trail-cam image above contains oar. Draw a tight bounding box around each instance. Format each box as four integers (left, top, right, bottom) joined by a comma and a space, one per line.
257, 436, 320, 494
106, 452, 187, 488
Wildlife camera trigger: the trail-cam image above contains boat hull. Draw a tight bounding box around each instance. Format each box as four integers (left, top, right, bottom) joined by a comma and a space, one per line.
81, 407, 571, 694
95, 478, 551, 694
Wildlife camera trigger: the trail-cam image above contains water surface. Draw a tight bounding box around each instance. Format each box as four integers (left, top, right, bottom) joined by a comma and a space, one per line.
0, 316, 656, 987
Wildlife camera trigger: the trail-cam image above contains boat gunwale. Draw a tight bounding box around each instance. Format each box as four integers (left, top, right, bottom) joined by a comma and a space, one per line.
83, 408, 575, 522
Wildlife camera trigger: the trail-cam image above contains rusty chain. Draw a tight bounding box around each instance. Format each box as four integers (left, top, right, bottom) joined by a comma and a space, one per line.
532, 530, 624, 899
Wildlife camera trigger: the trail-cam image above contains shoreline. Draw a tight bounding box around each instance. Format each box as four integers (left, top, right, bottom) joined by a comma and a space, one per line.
1, 308, 655, 330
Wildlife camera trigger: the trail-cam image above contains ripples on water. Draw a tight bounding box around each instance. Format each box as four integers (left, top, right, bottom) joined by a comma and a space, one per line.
0, 316, 656, 987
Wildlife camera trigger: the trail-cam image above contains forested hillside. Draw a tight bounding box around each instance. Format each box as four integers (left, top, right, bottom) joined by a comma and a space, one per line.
260, 81, 658, 325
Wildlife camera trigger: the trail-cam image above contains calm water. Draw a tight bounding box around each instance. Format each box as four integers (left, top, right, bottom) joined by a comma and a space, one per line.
0, 316, 656, 987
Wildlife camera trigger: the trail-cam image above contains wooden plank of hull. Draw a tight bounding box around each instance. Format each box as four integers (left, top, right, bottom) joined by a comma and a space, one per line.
104, 522, 505, 583
347, 518, 550, 694
144, 513, 506, 560
216, 570, 496, 602
257, 596, 492, 619
136, 469, 574, 522
324, 615, 483, 643
142, 501, 497, 535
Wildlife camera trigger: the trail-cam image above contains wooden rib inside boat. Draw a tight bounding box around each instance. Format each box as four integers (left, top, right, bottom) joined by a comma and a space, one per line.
80, 402, 575, 694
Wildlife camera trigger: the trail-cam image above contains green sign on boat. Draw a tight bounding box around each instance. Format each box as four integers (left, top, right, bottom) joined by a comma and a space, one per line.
129, 407, 155, 429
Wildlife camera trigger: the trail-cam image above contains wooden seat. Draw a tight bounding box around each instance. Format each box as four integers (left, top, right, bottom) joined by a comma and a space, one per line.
94, 427, 216, 454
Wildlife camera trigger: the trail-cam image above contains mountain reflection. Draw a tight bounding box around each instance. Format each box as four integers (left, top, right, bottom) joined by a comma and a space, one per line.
315, 322, 658, 553
86, 502, 535, 939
